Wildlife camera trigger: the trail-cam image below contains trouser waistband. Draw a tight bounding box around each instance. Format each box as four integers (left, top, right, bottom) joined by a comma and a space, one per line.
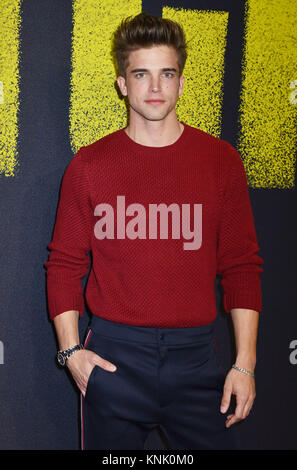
89, 314, 215, 345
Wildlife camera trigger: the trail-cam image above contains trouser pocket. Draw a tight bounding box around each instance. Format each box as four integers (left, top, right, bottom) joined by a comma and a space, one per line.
83, 328, 119, 401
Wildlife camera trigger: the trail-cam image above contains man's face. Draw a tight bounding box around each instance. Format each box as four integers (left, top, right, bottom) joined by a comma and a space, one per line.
117, 45, 185, 123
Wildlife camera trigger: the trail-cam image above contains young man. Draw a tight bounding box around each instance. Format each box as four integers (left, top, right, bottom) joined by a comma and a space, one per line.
44, 12, 264, 450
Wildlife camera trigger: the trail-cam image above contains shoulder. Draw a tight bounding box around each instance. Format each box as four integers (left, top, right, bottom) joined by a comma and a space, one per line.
184, 122, 243, 169
74, 128, 123, 165
184, 123, 237, 155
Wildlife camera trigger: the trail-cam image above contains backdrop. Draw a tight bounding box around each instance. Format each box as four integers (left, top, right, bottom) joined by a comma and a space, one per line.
0, 0, 296, 450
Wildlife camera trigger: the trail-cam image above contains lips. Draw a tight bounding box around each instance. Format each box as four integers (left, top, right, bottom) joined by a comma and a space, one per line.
145, 100, 165, 104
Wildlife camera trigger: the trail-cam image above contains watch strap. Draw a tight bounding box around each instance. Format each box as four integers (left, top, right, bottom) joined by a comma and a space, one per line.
57, 344, 84, 366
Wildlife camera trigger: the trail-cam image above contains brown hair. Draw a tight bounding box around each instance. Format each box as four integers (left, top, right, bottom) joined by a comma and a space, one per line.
112, 12, 188, 78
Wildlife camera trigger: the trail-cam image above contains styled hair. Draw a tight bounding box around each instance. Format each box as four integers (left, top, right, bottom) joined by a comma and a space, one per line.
112, 12, 187, 77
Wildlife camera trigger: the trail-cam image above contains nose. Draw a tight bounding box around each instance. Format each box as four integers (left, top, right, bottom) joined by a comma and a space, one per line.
150, 76, 161, 92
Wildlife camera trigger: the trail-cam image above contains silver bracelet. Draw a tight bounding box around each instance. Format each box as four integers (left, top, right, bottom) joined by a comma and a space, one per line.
232, 364, 255, 378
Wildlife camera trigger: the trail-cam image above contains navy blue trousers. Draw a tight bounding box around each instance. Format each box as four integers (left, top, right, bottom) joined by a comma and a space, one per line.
80, 315, 240, 450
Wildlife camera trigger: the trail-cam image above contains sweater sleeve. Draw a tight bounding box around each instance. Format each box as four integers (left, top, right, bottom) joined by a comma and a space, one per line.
44, 149, 93, 321
216, 142, 264, 313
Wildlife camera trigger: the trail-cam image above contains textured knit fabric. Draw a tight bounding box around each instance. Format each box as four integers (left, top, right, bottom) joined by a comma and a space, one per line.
44, 122, 264, 327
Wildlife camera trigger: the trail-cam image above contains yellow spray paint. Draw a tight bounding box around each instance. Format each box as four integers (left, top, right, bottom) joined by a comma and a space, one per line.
163, 7, 229, 139
69, 0, 141, 153
2, 0, 295, 188
0, 0, 21, 177
238, 0, 297, 188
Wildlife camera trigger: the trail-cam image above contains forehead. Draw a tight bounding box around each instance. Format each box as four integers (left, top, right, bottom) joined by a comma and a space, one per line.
126, 45, 179, 69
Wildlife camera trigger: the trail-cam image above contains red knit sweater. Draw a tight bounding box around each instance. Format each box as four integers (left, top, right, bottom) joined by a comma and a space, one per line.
44, 122, 263, 327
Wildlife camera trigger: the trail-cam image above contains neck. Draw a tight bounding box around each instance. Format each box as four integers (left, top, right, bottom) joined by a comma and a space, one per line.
125, 113, 184, 147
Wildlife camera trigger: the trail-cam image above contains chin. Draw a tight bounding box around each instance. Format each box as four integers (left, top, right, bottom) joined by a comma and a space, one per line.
142, 109, 173, 122
145, 115, 168, 121
131, 103, 174, 122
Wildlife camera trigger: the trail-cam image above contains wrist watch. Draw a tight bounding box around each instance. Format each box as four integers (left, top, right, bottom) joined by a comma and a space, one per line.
56, 344, 84, 367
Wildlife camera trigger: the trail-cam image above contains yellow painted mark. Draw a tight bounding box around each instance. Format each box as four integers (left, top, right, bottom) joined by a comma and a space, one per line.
238, 0, 297, 188
163, 7, 229, 138
289, 80, 297, 106
0, 81, 4, 104
70, 0, 142, 153
0, 0, 21, 177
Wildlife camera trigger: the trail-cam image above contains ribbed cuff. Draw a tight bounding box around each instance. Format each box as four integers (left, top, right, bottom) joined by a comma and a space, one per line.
223, 290, 262, 314
48, 294, 85, 321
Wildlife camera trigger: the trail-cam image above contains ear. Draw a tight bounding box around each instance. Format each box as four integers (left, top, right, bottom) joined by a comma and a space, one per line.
178, 75, 185, 96
117, 76, 128, 97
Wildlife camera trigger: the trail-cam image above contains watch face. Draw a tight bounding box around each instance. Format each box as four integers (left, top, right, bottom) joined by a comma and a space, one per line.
57, 352, 65, 366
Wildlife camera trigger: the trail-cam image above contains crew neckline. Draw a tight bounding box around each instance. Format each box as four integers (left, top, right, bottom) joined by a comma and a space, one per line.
119, 121, 190, 153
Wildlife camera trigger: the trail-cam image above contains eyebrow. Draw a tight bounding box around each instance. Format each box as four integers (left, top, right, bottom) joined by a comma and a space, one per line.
130, 68, 178, 74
